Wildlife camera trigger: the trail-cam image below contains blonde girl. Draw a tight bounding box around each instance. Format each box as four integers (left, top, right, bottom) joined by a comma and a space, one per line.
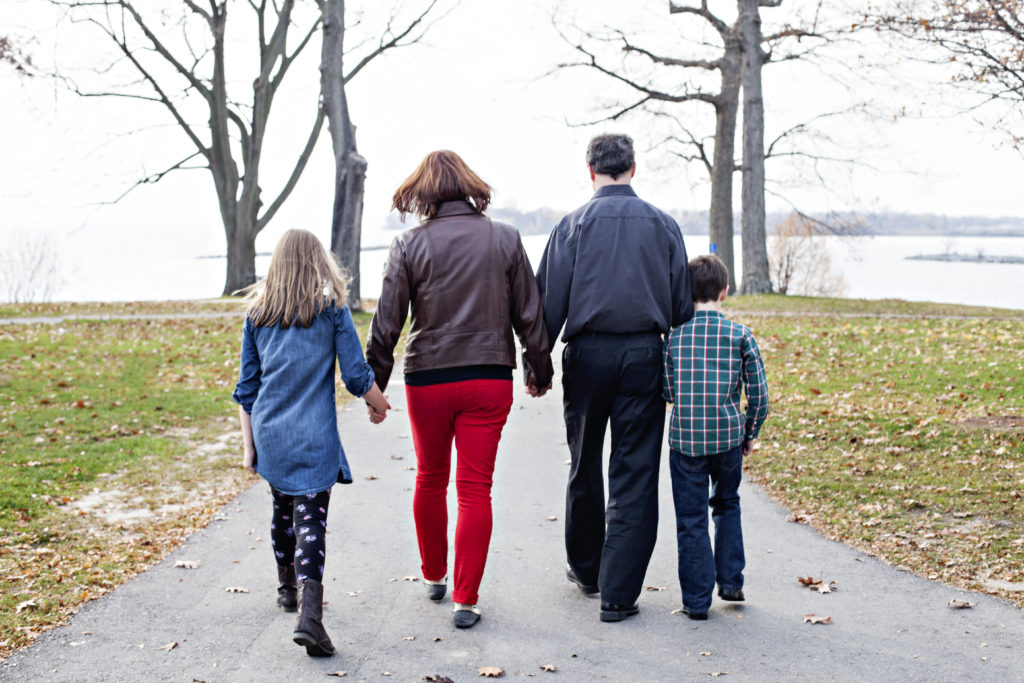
233, 229, 389, 657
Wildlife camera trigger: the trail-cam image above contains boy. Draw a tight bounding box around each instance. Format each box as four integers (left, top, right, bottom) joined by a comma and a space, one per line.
662, 254, 769, 620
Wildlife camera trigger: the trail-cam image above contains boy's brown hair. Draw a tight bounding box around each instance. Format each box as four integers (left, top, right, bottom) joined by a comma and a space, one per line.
690, 254, 729, 303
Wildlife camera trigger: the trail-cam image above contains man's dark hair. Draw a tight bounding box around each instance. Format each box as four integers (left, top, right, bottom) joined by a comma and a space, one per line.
690, 254, 729, 303
586, 133, 635, 180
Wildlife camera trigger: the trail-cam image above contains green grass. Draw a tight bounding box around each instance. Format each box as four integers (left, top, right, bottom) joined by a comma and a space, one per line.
732, 309, 1024, 603
0, 306, 374, 655
727, 293, 1024, 319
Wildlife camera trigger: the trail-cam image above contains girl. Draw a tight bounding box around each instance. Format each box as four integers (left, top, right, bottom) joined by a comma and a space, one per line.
233, 229, 389, 657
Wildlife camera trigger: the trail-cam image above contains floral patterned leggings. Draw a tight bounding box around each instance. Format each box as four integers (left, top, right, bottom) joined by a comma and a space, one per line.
269, 486, 332, 582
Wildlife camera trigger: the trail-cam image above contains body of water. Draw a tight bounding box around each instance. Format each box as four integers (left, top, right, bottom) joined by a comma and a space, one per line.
23, 233, 1024, 311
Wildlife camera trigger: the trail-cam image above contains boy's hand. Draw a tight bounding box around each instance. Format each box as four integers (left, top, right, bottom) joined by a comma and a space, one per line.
743, 439, 757, 456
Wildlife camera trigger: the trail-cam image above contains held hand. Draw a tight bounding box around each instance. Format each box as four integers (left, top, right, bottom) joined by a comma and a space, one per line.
743, 439, 757, 456
367, 402, 387, 424
242, 447, 257, 474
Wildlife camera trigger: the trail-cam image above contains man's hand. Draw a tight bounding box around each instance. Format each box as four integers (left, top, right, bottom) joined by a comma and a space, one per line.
526, 379, 552, 398
742, 439, 757, 456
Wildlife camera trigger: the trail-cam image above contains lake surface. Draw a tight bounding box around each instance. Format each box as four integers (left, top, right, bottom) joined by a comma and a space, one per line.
27, 234, 1024, 311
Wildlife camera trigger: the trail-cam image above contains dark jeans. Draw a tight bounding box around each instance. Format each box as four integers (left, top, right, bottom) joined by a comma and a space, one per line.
669, 445, 745, 613
562, 332, 665, 606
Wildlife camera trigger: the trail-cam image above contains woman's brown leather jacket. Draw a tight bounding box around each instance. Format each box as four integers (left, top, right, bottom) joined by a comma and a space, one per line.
366, 200, 554, 391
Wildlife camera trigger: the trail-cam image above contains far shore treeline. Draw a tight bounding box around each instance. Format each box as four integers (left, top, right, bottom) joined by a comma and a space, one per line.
382, 208, 1024, 238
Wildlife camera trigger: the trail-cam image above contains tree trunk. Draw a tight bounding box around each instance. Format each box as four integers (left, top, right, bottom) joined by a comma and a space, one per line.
709, 31, 742, 294
320, 0, 366, 312
224, 214, 258, 295
737, 0, 773, 295
331, 150, 367, 308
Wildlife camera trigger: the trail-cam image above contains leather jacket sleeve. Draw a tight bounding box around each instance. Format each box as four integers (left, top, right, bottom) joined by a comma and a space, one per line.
509, 235, 554, 388
366, 237, 411, 391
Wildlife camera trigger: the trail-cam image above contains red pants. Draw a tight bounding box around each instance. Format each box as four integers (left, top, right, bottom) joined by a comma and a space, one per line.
405, 379, 513, 605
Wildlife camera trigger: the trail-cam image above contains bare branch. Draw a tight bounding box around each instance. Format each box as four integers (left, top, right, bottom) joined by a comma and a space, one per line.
668, 1, 730, 36
345, 0, 443, 82
257, 106, 326, 231
97, 151, 206, 205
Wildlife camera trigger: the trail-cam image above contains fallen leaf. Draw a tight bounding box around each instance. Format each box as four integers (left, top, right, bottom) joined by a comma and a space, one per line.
803, 614, 832, 625
546, 516, 558, 521
422, 676, 453, 683
710, 673, 728, 678
433, 637, 443, 642
365, 475, 379, 481
403, 576, 420, 582
797, 576, 820, 586
16, 600, 37, 614
645, 585, 666, 592
382, 673, 392, 677
327, 672, 348, 678
404, 636, 416, 641
224, 586, 249, 593
390, 455, 404, 460
948, 599, 974, 609
81, 631, 93, 636
814, 582, 837, 594
158, 641, 178, 651
539, 665, 557, 672
174, 560, 200, 569
348, 591, 361, 597
700, 651, 712, 656
478, 666, 505, 678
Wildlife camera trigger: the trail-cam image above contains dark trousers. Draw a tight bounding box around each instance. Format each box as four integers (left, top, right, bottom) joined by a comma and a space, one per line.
561, 332, 665, 606
669, 445, 745, 613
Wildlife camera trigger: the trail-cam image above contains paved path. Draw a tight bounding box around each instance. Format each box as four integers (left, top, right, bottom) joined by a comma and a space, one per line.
2, 361, 1022, 682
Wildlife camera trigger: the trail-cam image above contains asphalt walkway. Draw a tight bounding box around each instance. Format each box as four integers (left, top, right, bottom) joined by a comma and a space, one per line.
2, 359, 1021, 682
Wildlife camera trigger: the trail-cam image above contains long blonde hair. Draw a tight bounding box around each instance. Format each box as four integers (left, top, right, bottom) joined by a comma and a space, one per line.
243, 229, 350, 328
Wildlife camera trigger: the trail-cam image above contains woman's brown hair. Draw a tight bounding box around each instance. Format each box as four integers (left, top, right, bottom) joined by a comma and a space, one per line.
241, 229, 350, 329
392, 150, 492, 221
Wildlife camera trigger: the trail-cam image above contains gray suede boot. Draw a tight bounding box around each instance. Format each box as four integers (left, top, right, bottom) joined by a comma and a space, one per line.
292, 578, 335, 657
276, 564, 297, 612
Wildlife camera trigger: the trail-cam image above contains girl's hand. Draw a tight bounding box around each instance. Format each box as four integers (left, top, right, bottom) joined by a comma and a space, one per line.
367, 403, 387, 424
243, 447, 257, 474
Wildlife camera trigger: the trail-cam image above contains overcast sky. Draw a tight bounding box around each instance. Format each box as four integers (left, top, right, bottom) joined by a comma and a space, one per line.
2, 0, 1022, 264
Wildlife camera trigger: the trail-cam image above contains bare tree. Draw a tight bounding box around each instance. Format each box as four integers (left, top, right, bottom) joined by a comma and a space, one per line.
0, 233, 61, 303
556, 4, 741, 292
555, 1, 845, 294
864, 0, 1024, 152
769, 211, 846, 295
318, 0, 442, 310
48, 1, 446, 298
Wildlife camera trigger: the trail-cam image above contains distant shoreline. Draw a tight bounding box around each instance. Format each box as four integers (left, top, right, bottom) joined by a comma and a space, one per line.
906, 253, 1024, 264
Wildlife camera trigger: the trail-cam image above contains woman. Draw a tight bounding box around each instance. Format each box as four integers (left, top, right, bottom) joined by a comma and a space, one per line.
366, 150, 553, 629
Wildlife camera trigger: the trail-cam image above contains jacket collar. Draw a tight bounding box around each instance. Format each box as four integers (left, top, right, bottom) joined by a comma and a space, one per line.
592, 184, 638, 199
432, 199, 480, 219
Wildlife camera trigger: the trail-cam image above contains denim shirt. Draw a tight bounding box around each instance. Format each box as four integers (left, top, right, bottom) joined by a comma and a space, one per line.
232, 304, 375, 496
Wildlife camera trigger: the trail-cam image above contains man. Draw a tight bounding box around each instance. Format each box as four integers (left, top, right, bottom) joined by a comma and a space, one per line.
536, 133, 693, 622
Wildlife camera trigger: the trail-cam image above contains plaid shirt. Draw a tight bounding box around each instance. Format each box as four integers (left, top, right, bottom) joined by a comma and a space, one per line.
662, 310, 769, 456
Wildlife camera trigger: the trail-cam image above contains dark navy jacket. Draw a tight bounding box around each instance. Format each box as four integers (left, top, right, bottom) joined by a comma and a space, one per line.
536, 184, 693, 343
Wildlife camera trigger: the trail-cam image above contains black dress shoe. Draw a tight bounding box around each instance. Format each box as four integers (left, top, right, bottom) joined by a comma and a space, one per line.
718, 588, 745, 602
566, 566, 599, 595
599, 602, 639, 622
680, 607, 708, 621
